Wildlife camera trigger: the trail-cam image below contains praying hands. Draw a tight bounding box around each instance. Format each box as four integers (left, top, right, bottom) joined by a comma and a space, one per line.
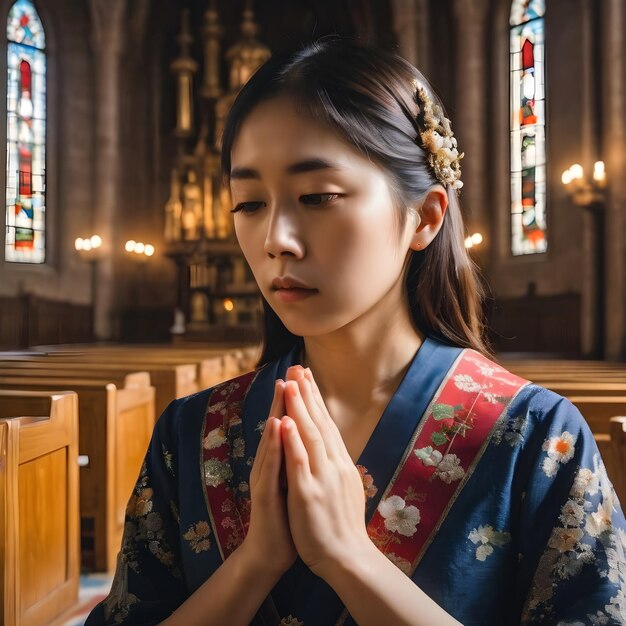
245, 364, 370, 581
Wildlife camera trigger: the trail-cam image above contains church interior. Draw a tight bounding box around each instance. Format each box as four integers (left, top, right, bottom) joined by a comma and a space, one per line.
0, 0, 625, 623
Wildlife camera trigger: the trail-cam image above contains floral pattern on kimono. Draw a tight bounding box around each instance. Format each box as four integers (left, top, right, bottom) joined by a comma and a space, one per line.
522, 452, 626, 623
87, 399, 189, 626
86, 340, 626, 626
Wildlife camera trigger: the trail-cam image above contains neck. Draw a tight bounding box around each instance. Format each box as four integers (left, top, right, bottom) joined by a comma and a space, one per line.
300, 313, 423, 419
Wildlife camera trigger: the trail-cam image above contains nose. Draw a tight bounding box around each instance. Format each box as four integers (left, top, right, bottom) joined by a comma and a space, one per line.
263, 204, 305, 259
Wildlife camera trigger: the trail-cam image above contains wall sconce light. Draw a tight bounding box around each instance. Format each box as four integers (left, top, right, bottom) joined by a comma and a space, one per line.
74, 234, 103, 257
562, 160, 607, 358
464, 232, 483, 250
562, 161, 606, 206
125, 240, 155, 259
74, 234, 103, 336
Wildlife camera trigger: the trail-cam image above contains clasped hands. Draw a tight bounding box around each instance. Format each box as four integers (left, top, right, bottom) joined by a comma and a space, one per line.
245, 365, 372, 581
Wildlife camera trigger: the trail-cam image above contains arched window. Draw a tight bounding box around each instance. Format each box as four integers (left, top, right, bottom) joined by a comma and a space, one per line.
510, 0, 546, 256
5, 0, 46, 263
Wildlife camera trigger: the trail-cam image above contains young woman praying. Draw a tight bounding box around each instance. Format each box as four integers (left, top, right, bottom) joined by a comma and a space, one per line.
87, 38, 626, 626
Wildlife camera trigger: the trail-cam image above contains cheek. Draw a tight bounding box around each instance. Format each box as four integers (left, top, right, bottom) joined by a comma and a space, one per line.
317, 213, 401, 286
234, 218, 263, 255
233, 221, 265, 278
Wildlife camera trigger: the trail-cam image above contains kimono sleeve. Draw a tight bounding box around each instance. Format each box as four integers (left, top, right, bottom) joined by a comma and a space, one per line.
85, 398, 187, 626
517, 387, 626, 625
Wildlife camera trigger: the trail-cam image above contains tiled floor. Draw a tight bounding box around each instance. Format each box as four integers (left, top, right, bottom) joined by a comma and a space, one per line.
58, 573, 112, 626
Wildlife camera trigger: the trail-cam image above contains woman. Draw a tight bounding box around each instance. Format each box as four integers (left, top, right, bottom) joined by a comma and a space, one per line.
87, 38, 626, 625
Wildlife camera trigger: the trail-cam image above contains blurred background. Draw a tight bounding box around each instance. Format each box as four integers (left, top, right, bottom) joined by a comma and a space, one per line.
0, 0, 624, 359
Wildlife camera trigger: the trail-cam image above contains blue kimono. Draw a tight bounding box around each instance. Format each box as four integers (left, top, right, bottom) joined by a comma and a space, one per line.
86, 337, 626, 625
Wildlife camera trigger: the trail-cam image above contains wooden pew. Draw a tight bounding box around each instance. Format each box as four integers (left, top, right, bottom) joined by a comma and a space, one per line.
82, 350, 230, 389
568, 397, 626, 434
0, 377, 154, 572
0, 390, 79, 626
536, 382, 626, 398
0, 358, 194, 416
500, 357, 626, 503
609, 417, 626, 506
0, 366, 149, 389
44, 352, 213, 391
107, 349, 225, 390
23, 342, 249, 387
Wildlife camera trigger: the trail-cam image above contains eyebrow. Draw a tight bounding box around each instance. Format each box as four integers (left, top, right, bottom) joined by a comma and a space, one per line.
230, 158, 342, 180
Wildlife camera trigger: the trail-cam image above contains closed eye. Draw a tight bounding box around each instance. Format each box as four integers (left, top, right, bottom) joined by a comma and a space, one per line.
300, 193, 341, 206
230, 201, 266, 214
230, 193, 342, 215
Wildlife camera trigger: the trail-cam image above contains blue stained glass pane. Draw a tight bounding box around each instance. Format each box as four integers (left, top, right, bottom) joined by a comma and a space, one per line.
7, 0, 45, 49
510, 0, 546, 26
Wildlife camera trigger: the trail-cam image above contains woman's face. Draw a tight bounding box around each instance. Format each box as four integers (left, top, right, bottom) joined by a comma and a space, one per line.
230, 95, 422, 339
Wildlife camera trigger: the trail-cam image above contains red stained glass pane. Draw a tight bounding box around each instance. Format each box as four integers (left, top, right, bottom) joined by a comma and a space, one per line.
5, 1, 46, 263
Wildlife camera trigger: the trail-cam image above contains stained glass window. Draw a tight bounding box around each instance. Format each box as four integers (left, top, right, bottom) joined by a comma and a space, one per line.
5, 0, 46, 263
510, 0, 546, 256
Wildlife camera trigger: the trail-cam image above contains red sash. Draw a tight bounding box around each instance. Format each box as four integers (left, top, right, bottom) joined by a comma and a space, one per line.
200, 371, 259, 561
364, 349, 528, 576
201, 349, 529, 574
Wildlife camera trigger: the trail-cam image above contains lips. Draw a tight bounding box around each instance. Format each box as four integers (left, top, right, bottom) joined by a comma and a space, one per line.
271, 276, 317, 291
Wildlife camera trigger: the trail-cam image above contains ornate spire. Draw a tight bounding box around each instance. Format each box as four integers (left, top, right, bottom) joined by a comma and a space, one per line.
201, 0, 223, 100
170, 9, 198, 138
226, 0, 270, 90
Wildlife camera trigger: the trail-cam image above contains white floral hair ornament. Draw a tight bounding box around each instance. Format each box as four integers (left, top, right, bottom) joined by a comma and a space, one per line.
412, 79, 464, 191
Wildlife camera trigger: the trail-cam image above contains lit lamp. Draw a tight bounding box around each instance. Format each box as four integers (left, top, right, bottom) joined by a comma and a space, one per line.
223, 297, 236, 326
124, 240, 156, 304
562, 160, 607, 358
74, 234, 103, 256
464, 232, 484, 250
561, 161, 606, 206
74, 234, 103, 337
125, 240, 155, 261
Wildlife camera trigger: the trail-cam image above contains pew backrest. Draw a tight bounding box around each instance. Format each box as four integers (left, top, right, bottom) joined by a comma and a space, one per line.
0, 390, 79, 626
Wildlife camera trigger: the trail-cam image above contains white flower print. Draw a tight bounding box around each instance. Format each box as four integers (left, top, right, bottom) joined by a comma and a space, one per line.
523, 455, 626, 622
606, 528, 626, 585
605, 527, 626, 620
203, 426, 227, 450
203, 458, 233, 487
415, 447, 465, 484
416, 447, 442, 467
559, 499, 585, 528
476, 544, 494, 561
589, 611, 611, 625
585, 499, 614, 538
541, 431, 577, 477
378, 495, 420, 537
548, 527, 584, 553
476, 362, 498, 377
542, 458, 559, 478
454, 374, 483, 393
279, 616, 303, 626
571, 467, 598, 498
482, 391, 502, 404
434, 454, 465, 484
468, 525, 511, 561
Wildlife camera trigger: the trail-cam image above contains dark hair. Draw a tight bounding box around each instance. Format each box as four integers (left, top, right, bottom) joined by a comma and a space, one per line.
221, 37, 491, 367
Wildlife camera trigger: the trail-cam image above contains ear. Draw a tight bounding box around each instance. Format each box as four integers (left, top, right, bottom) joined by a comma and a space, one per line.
407, 185, 448, 252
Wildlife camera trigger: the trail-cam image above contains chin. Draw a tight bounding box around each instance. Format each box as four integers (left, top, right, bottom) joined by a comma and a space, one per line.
278, 311, 352, 339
